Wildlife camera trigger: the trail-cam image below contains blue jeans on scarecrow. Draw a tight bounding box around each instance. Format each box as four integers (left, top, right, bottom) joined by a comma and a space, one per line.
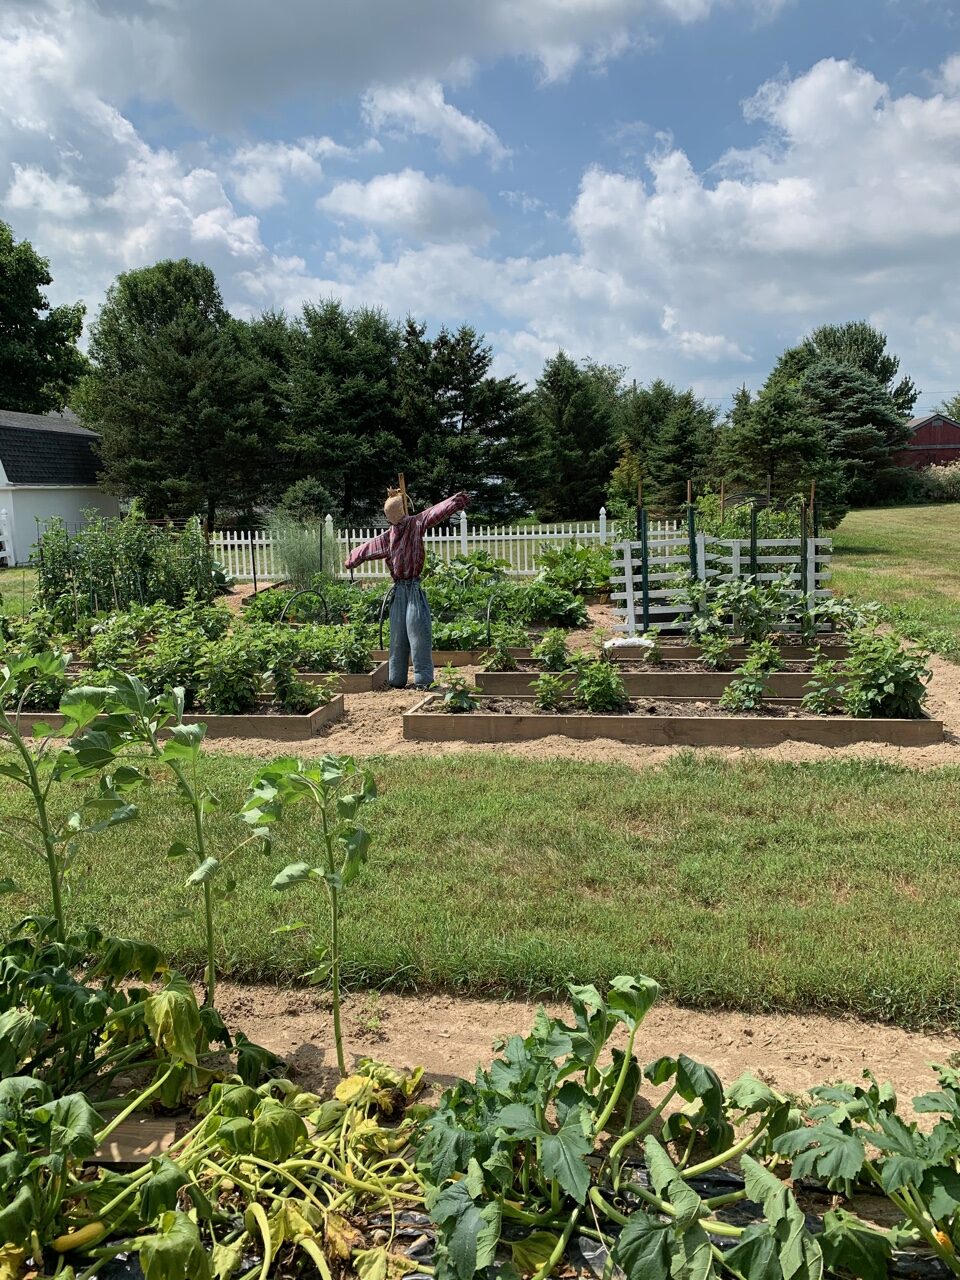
388, 579, 434, 689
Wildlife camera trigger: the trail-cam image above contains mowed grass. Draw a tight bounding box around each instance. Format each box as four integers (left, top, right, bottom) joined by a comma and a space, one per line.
2, 752, 959, 1028
0, 567, 38, 617
832, 505, 960, 660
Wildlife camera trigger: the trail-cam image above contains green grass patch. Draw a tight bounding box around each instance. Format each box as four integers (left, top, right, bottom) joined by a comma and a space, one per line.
832, 505, 960, 661
0, 567, 38, 617
2, 752, 959, 1028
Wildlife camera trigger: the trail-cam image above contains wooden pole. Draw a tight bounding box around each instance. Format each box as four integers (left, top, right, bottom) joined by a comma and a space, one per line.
686, 478, 693, 505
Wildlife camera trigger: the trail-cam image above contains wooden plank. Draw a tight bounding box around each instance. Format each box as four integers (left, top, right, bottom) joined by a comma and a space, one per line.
92, 1116, 177, 1165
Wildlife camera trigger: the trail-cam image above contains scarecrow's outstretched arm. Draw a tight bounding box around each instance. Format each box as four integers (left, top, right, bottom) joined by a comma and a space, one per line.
419, 491, 470, 530
345, 529, 389, 569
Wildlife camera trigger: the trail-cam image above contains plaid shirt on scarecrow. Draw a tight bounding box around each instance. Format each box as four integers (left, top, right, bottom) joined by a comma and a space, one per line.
344, 492, 470, 581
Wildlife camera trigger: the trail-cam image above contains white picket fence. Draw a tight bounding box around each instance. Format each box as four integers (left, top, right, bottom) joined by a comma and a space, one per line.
611, 533, 832, 635
211, 509, 680, 581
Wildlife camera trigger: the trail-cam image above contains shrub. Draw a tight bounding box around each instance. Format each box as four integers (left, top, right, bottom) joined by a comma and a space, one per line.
574, 657, 628, 713
920, 461, 960, 503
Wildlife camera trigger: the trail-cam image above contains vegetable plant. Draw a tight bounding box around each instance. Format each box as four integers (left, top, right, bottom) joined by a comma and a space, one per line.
536, 540, 611, 595
481, 635, 518, 672
441, 667, 479, 713
575, 657, 628, 713
0, 650, 142, 940
417, 975, 816, 1280
242, 755, 376, 1076
842, 630, 930, 719
639, 626, 663, 665
531, 628, 573, 672
801, 647, 846, 715
533, 672, 568, 711
714, 573, 797, 644
719, 664, 767, 713
698, 633, 732, 671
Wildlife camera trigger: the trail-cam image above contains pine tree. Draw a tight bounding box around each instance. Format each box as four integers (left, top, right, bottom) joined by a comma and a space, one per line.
643, 389, 717, 512
530, 352, 619, 519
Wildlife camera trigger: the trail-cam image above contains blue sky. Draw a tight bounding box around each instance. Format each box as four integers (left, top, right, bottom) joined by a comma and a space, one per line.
2, 0, 960, 412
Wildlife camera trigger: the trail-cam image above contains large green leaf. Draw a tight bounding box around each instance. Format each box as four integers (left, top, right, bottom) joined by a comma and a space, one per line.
429, 1180, 501, 1280
272, 862, 316, 891
32, 1092, 99, 1164
0, 1009, 46, 1076
819, 1209, 891, 1280
58, 685, 112, 730
0, 1181, 37, 1247
140, 1156, 191, 1223
145, 976, 201, 1065
138, 1210, 213, 1280
773, 1123, 866, 1186
540, 1108, 592, 1203
612, 1210, 672, 1280
741, 1154, 823, 1280
250, 1100, 307, 1161
723, 1223, 783, 1280
921, 1166, 960, 1223
606, 974, 660, 1030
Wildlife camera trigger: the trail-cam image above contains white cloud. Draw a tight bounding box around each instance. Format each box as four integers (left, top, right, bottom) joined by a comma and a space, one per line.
6, 165, 91, 218
317, 170, 495, 243
362, 81, 510, 164
1, 0, 784, 127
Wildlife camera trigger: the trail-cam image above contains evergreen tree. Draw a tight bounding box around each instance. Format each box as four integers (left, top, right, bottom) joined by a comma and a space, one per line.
770, 319, 918, 415
0, 220, 87, 412
77, 259, 277, 525
529, 352, 619, 520
799, 359, 911, 504
284, 301, 403, 521
642, 388, 717, 512
398, 323, 531, 517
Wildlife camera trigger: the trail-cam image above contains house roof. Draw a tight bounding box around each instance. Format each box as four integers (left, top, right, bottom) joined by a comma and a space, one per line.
0, 408, 103, 486
906, 413, 960, 432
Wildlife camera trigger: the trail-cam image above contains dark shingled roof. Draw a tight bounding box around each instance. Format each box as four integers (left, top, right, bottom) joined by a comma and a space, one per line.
0, 408, 103, 486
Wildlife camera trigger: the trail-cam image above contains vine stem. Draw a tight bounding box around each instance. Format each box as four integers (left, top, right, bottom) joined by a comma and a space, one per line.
320, 802, 345, 1076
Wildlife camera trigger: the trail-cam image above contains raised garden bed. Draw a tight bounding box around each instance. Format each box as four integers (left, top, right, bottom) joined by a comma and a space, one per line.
609, 641, 849, 662
403, 694, 943, 746
299, 661, 389, 693
476, 668, 814, 698
14, 695, 345, 741
371, 647, 531, 668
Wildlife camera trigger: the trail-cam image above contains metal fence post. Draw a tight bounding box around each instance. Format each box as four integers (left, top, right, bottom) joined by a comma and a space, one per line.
639, 509, 650, 632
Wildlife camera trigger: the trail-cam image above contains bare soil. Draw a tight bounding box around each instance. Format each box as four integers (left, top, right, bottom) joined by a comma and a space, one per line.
438, 696, 832, 719
216, 983, 959, 1116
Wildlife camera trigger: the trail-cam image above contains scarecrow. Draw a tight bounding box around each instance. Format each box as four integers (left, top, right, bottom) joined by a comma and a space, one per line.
345, 477, 469, 689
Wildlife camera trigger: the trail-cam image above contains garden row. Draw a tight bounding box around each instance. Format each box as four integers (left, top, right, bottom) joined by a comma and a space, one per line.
1, 680, 958, 1280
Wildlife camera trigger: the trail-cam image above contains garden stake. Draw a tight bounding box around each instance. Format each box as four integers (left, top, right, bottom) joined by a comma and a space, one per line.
749, 504, 758, 578
639, 506, 650, 632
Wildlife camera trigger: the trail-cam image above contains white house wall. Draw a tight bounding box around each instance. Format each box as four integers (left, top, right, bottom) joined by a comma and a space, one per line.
3, 487, 121, 565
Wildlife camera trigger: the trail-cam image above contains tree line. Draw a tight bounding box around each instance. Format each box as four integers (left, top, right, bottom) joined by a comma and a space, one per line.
0, 220, 937, 528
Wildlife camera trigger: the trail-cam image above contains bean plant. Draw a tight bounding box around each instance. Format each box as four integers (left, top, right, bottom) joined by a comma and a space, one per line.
531, 628, 573, 672
241, 755, 376, 1076
575, 658, 629, 713
534, 672, 568, 711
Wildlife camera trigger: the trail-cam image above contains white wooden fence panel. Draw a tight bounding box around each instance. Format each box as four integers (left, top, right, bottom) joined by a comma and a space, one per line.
610, 536, 833, 635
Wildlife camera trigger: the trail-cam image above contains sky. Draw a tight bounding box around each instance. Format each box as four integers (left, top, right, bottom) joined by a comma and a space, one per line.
2, 0, 960, 413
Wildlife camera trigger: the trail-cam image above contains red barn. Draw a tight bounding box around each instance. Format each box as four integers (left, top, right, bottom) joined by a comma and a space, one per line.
894, 413, 960, 469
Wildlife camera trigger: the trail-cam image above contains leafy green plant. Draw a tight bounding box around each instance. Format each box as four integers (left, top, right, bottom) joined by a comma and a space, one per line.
536, 540, 612, 595
0, 651, 142, 939
416, 975, 813, 1280
270, 660, 326, 714
774, 1066, 960, 1277
333, 623, 375, 674
801, 647, 846, 715
842, 630, 931, 719
481, 635, 518, 672
698, 633, 732, 671
533, 672, 569, 711
745, 637, 784, 673
531, 628, 573, 671
638, 626, 663, 665
575, 658, 628, 713
670, 571, 723, 643
194, 633, 264, 715
441, 667, 479, 713
714, 573, 797, 644
719, 662, 768, 713
242, 755, 376, 1076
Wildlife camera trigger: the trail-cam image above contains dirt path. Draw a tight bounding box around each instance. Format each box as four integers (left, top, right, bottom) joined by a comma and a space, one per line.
217, 983, 958, 1113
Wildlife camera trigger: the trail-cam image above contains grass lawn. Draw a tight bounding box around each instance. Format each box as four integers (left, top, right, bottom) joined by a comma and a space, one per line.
0, 567, 38, 617
2, 752, 958, 1028
832, 504, 960, 660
